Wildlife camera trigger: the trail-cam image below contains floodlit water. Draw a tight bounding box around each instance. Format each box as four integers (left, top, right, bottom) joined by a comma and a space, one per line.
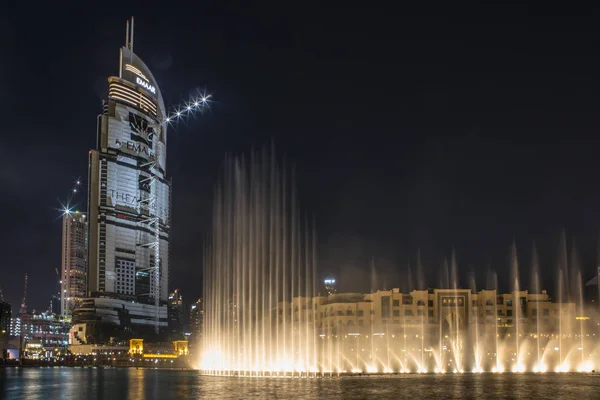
201, 152, 598, 375
1, 368, 600, 399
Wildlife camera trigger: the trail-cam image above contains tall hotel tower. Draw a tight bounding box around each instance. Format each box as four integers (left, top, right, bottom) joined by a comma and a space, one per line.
60, 211, 88, 316
87, 18, 170, 310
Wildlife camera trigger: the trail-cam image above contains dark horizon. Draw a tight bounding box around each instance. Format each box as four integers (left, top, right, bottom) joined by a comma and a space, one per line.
2, 3, 600, 310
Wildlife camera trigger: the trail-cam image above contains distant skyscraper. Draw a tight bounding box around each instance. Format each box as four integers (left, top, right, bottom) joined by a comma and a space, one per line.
87, 17, 171, 306
324, 277, 337, 296
50, 295, 61, 315
61, 212, 88, 316
189, 298, 204, 344
168, 289, 183, 338
19, 274, 27, 315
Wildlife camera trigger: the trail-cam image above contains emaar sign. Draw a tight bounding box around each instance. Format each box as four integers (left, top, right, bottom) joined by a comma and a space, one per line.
136, 77, 156, 94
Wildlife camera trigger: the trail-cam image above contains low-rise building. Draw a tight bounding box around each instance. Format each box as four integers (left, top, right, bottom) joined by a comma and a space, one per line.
70, 293, 168, 345
277, 288, 576, 341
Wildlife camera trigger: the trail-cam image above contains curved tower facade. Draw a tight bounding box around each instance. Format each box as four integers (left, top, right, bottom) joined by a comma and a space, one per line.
87, 19, 170, 317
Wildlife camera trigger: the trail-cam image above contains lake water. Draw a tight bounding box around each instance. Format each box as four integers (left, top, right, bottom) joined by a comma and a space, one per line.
1, 368, 600, 399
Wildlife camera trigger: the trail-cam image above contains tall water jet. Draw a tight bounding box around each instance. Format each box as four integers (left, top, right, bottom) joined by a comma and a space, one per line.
559, 231, 570, 302
509, 241, 524, 372
489, 269, 502, 372
417, 249, 425, 371
570, 239, 586, 369
556, 230, 568, 371
201, 165, 592, 376
416, 249, 425, 291
530, 241, 542, 371
201, 149, 317, 376
442, 257, 450, 289
450, 249, 462, 372
469, 270, 481, 373
364, 258, 379, 373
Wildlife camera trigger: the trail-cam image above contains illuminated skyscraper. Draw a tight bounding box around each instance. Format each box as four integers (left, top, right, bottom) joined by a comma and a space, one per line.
60, 212, 88, 316
87, 18, 170, 330
168, 289, 183, 337
189, 298, 204, 344
324, 277, 337, 296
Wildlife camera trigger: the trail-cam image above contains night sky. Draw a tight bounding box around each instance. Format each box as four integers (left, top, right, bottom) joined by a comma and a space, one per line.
2, 3, 600, 311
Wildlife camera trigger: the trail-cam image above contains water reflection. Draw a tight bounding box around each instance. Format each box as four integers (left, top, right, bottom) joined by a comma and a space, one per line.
2, 368, 600, 399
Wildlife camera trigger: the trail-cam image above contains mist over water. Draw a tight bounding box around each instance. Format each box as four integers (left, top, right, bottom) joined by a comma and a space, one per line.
200, 151, 600, 376
202, 149, 319, 374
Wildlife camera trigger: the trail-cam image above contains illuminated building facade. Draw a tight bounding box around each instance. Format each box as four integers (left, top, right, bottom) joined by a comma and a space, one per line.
189, 298, 204, 345
70, 294, 167, 344
9, 316, 20, 337
13, 311, 70, 349
278, 288, 576, 338
324, 277, 337, 296
61, 212, 88, 316
168, 289, 183, 338
0, 301, 10, 360
87, 18, 170, 307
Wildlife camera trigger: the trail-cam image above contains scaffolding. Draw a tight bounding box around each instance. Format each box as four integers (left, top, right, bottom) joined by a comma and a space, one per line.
137, 155, 161, 334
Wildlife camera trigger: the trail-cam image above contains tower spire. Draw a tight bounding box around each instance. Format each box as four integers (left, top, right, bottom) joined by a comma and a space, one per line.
130, 16, 135, 54
19, 273, 28, 314
125, 16, 135, 51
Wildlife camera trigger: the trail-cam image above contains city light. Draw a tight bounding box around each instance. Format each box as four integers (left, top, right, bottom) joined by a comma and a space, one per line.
163, 92, 212, 126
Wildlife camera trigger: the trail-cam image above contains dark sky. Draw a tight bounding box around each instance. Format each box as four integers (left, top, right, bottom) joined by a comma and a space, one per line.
2, 3, 600, 311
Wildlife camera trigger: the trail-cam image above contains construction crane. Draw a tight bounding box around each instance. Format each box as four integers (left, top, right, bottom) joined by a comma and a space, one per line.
19, 273, 28, 314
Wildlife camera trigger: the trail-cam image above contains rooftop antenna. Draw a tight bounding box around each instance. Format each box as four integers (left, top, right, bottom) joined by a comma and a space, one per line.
123, 17, 135, 69
121, 19, 129, 78
19, 273, 28, 314
130, 16, 135, 54
125, 19, 130, 49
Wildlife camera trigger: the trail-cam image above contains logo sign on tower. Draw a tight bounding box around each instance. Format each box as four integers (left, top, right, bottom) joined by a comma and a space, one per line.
125, 63, 156, 95
136, 77, 156, 94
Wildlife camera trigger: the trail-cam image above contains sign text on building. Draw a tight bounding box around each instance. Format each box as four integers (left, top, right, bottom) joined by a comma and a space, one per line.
136, 77, 156, 94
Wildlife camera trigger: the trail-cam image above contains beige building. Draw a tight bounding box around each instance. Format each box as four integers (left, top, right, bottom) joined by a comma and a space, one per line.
278, 288, 576, 337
